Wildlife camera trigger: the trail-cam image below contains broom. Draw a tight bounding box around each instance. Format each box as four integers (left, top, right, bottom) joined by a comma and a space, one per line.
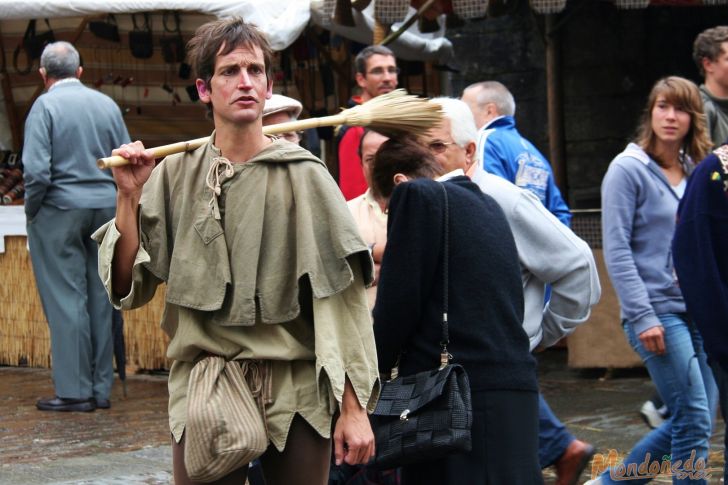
97, 89, 443, 169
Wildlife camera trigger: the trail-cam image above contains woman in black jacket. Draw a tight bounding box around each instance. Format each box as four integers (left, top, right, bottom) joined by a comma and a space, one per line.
371, 137, 542, 484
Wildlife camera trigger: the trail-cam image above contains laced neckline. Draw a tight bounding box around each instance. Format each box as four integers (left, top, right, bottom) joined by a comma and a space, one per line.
205, 156, 235, 220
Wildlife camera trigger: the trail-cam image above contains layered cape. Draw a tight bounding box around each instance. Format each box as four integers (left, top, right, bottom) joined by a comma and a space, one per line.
121, 136, 374, 325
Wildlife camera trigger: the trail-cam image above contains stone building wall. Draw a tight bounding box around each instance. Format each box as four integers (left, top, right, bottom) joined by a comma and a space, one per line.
446, 0, 728, 209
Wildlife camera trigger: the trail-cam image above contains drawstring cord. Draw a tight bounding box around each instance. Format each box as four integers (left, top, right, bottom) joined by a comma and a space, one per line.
205, 156, 234, 220
241, 360, 273, 434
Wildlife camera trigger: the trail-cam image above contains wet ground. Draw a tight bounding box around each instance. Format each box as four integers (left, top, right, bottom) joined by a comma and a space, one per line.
0, 348, 724, 484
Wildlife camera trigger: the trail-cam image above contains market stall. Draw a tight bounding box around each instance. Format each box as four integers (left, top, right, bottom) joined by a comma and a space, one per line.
0, 206, 171, 370
2, 0, 686, 371
0, 1, 456, 371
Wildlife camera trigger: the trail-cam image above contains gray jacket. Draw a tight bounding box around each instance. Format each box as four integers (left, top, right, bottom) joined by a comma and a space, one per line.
23, 79, 130, 219
701, 84, 728, 147
469, 168, 601, 350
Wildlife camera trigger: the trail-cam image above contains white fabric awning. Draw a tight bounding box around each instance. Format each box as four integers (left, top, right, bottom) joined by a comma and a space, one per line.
311, 1, 453, 62
0, 0, 453, 59
0, 0, 311, 50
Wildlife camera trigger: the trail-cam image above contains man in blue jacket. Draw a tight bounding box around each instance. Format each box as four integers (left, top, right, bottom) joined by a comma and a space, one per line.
673, 144, 728, 482
462, 81, 571, 226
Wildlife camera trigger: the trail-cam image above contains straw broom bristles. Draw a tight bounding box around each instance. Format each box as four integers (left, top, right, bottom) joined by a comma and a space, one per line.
334, 88, 443, 137
98, 89, 443, 169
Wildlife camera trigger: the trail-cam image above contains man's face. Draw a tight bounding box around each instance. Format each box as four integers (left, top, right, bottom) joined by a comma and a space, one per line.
196, 43, 273, 127
704, 42, 728, 93
263, 110, 300, 144
356, 54, 398, 101
421, 118, 468, 174
360, 131, 390, 188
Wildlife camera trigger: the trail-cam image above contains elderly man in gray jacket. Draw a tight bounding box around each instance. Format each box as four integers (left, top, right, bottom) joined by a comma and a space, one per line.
23, 41, 130, 412
425, 97, 601, 485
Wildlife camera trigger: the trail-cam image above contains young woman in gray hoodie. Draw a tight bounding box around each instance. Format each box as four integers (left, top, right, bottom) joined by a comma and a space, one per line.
593, 77, 716, 485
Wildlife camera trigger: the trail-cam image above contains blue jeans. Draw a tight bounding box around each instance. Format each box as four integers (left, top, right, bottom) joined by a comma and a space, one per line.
538, 393, 574, 468
601, 314, 717, 484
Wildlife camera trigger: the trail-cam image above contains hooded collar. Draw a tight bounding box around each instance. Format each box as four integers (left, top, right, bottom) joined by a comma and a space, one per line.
618, 143, 694, 200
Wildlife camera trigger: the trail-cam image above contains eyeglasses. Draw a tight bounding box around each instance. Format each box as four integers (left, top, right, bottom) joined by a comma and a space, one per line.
366, 67, 400, 76
427, 141, 456, 153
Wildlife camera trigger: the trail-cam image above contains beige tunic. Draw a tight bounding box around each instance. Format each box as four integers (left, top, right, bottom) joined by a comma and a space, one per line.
347, 189, 388, 310
94, 136, 379, 451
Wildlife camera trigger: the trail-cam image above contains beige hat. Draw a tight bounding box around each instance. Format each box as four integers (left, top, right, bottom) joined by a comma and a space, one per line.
263, 94, 303, 120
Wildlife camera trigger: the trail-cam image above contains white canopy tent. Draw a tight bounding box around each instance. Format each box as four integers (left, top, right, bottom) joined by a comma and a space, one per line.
0, 0, 452, 57
0, 0, 311, 50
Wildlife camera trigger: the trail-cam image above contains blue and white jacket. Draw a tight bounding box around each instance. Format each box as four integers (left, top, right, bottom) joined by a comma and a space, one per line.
477, 115, 571, 226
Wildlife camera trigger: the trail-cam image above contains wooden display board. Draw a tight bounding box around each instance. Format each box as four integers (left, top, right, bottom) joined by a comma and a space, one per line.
0, 236, 171, 370
567, 249, 642, 368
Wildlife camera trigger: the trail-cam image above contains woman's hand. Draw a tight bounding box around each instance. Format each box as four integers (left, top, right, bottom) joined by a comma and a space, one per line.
639, 326, 666, 355
110, 141, 156, 198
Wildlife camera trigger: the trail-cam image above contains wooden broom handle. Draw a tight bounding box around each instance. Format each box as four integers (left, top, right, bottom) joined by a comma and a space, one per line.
97, 114, 346, 169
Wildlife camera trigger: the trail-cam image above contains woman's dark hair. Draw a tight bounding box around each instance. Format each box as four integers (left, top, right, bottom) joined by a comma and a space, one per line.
371, 136, 444, 199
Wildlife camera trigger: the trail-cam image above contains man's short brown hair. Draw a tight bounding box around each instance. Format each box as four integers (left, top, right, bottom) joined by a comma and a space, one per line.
355, 45, 396, 75
371, 136, 444, 199
187, 17, 273, 88
693, 26, 728, 76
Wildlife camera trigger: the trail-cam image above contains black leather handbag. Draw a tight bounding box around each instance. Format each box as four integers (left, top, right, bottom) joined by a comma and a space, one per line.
13, 19, 55, 75
160, 11, 185, 64
89, 15, 120, 42
23, 19, 55, 60
369, 184, 472, 470
129, 13, 154, 59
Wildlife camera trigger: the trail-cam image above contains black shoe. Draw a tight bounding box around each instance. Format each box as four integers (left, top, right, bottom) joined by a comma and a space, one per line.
36, 396, 95, 412
93, 398, 111, 409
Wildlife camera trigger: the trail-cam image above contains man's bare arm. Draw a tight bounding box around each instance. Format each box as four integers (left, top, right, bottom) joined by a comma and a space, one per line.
109, 141, 156, 296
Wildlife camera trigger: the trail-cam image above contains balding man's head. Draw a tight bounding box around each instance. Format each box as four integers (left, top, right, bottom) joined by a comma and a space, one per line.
40, 41, 81, 80
462, 81, 515, 130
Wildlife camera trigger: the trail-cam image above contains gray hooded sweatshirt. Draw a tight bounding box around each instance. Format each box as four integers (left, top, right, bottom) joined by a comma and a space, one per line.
602, 143, 692, 335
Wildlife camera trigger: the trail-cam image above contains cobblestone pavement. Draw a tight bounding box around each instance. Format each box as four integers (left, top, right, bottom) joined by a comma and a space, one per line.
538, 351, 725, 484
0, 366, 172, 484
1, 349, 725, 484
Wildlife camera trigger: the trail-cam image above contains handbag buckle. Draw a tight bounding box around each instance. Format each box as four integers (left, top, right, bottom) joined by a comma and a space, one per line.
399, 409, 410, 421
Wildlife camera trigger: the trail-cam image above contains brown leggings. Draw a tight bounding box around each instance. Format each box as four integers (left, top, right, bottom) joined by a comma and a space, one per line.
172, 414, 332, 485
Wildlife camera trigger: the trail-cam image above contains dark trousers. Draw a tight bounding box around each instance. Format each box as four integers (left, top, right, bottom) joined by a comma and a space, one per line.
401, 389, 542, 485
27, 205, 116, 400
710, 359, 728, 483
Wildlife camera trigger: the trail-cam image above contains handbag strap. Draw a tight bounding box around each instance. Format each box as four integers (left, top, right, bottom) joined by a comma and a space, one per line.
388, 182, 453, 379
163, 11, 182, 34
41, 19, 53, 33
132, 12, 151, 32
438, 182, 451, 369
22, 20, 36, 41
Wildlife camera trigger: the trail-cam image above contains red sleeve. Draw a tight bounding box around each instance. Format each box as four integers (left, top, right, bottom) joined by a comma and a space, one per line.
337, 126, 368, 200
